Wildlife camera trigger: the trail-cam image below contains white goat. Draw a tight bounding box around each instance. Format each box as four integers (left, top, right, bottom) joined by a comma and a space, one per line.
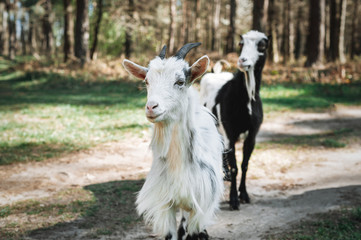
123, 43, 224, 240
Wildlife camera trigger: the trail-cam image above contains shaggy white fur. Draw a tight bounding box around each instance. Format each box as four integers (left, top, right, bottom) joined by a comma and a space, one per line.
123, 48, 224, 239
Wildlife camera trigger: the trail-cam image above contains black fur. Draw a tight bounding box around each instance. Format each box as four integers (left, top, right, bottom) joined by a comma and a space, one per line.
212, 42, 267, 210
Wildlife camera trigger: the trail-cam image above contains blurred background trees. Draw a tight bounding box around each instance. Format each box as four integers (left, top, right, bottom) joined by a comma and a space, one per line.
0, 0, 360, 67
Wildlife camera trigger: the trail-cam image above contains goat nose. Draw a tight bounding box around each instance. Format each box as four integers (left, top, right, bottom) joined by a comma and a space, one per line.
146, 101, 159, 111
241, 58, 247, 62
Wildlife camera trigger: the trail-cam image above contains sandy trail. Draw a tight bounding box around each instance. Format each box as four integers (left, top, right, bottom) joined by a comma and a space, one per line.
1, 105, 361, 239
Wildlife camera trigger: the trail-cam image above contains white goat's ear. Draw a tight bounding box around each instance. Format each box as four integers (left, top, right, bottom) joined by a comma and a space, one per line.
190, 55, 210, 83
122, 59, 148, 80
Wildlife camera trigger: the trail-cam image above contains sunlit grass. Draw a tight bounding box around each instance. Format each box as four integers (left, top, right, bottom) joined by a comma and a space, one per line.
261, 83, 361, 112
0, 70, 148, 165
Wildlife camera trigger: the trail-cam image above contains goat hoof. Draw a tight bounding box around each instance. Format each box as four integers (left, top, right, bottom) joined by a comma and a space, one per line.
229, 198, 240, 210
239, 192, 250, 204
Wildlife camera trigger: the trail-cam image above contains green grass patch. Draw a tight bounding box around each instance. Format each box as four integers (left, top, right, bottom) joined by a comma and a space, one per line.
267, 207, 361, 240
0, 70, 149, 165
261, 83, 361, 112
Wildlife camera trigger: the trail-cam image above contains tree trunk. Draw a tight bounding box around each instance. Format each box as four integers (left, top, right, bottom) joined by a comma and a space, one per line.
124, 0, 134, 58
5, 0, 15, 60
305, 0, 325, 67
350, 0, 359, 59
168, 0, 176, 54
63, 0, 74, 62
267, 0, 280, 63
225, 0, 236, 53
283, 0, 295, 63
211, 0, 221, 51
20, 16, 26, 55
181, 0, 189, 44
0, 3, 4, 55
295, 1, 306, 60
90, 0, 103, 60
338, 0, 347, 63
74, 0, 89, 66
42, 0, 53, 56
329, 0, 340, 61
252, 0, 267, 31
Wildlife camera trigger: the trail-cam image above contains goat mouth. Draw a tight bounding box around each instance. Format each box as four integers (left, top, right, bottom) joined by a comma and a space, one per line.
239, 65, 251, 71
146, 112, 165, 122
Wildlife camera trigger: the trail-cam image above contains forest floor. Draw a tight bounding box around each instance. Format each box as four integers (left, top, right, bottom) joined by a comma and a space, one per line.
1, 104, 360, 239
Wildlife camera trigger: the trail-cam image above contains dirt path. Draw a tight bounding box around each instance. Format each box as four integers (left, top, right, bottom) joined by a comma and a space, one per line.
1, 105, 361, 239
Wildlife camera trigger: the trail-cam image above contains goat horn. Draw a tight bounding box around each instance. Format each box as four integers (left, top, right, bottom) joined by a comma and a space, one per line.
159, 45, 167, 59
174, 42, 201, 59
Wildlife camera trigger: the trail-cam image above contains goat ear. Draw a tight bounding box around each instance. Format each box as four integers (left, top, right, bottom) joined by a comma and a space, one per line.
190, 55, 210, 83
122, 59, 148, 80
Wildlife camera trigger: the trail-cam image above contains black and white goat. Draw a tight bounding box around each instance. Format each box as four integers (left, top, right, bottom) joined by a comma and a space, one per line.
200, 30, 269, 210
123, 43, 224, 239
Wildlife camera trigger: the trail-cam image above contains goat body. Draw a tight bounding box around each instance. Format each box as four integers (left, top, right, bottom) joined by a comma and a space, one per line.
123, 43, 223, 239
200, 30, 268, 210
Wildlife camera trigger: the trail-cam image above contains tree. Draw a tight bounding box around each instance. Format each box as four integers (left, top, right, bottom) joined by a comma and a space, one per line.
124, 0, 134, 58
5, 0, 16, 60
267, 0, 280, 63
63, 0, 74, 62
305, 0, 325, 67
211, 0, 220, 51
74, 0, 89, 65
252, 0, 268, 32
168, 0, 176, 54
350, 0, 359, 59
338, 0, 347, 63
42, 0, 53, 56
90, 0, 103, 60
0, 3, 5, 55
181, 0, 189, 44
225, 0, 236, 53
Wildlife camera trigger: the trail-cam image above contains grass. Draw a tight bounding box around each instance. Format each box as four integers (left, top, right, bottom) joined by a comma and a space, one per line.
267, 207, 361, 240
1, 59, 361, 165
0, 180, 143, 239
261, 83, 361, 112
0, 66, 149, 165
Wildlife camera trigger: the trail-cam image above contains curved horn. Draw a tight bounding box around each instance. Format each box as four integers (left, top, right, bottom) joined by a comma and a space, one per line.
159, 45, 167, 59
174, 42, 201, 59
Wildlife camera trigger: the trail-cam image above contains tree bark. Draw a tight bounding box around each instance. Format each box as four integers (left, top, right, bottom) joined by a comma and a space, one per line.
338, 0, 347, 63
252, 0, 267, 31
211, 0, 221, 51
90, 0, 103, 60
0, 3, 5, 55
124, 0, 134, 58
181, 0, 189, 44
74, 0, 89, 65
168, 0, 176, 54
225, 0, 236, 53
20, 16, 26, 55
295, 1, 306, 60
5, 0, 15, 60
329, 0, 340, 61
305, 0, 325, 67
267, 0, 280, 63
350, 0, 359, 59
42, 0, 53, 56
63, 0, 74, 62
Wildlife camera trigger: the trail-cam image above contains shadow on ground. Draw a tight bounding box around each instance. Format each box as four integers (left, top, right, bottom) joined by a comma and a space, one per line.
27, 179, 145, 240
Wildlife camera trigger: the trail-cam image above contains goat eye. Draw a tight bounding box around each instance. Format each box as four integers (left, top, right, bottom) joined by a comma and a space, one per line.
175, 80, 185, 87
